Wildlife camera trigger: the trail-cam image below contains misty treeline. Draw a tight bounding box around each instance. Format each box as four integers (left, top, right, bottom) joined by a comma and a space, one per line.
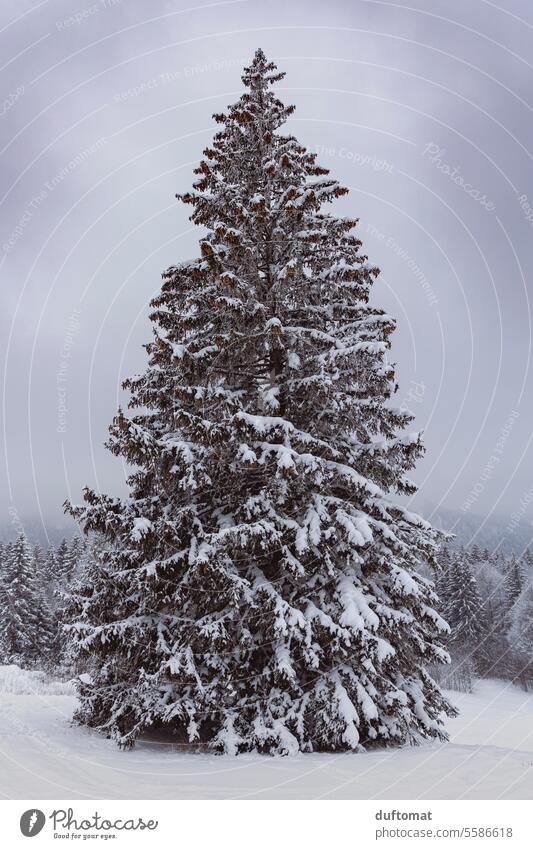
429, 544, 533, 692
1, 531, 532, 695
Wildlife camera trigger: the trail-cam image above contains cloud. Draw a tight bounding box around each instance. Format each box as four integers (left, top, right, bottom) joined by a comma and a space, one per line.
1, 0, 533, 544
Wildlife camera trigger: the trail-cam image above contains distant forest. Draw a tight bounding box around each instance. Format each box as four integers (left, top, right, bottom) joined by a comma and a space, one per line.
1, 533, 532, 695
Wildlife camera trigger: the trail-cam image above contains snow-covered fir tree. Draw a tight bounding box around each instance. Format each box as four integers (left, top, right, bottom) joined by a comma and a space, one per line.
41, 545, 60, 611
0, 541, 7, 658
444, 555, 486, 657
469, 543, 482, 563
33, 543, 46, 581
55, 538, 77, 585
65, 49, 455, 753
32, 541, 58, 650
507, 582, 533, 685
68, 536, 85, 580
522, 547, 533, 571
503, 554, 524, 612
438, 544, 451, 569
0, 534, 51, 666
54, 538, 91, 665
434, 544, 451, 604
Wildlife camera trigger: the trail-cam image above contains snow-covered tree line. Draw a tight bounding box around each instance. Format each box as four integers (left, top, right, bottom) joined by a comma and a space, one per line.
0, 534, 87, 668
1, 531, 530, 695
434, 544, 533, 690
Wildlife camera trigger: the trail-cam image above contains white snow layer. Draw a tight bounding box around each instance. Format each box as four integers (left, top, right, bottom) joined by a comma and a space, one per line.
0, 668, 532, 799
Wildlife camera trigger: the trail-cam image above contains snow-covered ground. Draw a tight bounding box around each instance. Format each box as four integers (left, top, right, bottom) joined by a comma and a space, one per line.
0, 666, 532, 799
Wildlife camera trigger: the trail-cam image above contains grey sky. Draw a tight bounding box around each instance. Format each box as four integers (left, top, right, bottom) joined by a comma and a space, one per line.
1, 0, 533, 543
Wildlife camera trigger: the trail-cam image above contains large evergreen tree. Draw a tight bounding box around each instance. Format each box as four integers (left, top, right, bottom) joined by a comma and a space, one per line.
66, 50, 455, 753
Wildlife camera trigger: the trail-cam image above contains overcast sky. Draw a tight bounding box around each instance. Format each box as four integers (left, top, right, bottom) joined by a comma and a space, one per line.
1, 0, 533, 544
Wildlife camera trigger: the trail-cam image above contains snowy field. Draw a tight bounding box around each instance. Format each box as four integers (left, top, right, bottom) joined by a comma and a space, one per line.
0, 666, 532, 799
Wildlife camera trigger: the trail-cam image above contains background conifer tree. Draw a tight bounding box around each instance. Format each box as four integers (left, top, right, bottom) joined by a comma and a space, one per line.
470, 543, 481, 563
0, 534, 50, 667
55, 538, 76, 585
503, 554, 524, 613
507, 583, 533, 687
444, 555, 487, 661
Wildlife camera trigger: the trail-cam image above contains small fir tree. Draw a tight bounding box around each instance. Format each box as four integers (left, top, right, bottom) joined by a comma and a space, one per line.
68, 536, 85, 581
0, 541, 8, 662
504, 554, 524, 611
444, 555, 487, 666
524, 547, 533, 565
0, 535, 50, 667
434, 545, 452, 613
56, 538, 77, 584
41, 545, 61, 610
507, 583, 533, 686
469, 543, 482, 563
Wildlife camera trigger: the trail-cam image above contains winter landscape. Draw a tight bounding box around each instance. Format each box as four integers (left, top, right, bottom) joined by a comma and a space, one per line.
2, 535, 532, 798
0, 666, 532, 799
2, 0, 533, 807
